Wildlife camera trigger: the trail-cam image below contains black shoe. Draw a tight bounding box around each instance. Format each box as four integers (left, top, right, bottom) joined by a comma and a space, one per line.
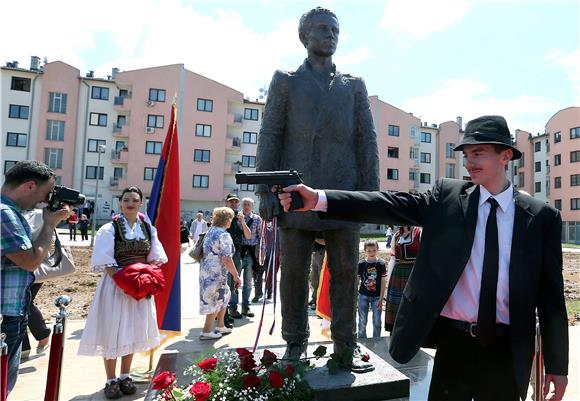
224, 319, 233, 329
251, 295, 262, 303
119, 377, 137, 395
104, 380, 123, 399
310, 303, 316, 310
308, 299, 316, 306
229, 308, 243, 319
282, 342, 307, 361
242, 306, 254, 317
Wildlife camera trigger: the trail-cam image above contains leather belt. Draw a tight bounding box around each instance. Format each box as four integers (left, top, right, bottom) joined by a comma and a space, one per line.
439, 316, 510, 338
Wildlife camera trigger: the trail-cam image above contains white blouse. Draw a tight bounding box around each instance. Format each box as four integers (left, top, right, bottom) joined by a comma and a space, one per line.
91, 215, 168, 272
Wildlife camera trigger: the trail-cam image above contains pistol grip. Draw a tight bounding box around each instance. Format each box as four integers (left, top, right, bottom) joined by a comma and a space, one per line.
289, 191, 304, 211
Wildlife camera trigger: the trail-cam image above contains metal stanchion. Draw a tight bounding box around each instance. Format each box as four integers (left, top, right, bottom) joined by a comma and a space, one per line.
1, 315, 8, 401
44, 295, 71, 401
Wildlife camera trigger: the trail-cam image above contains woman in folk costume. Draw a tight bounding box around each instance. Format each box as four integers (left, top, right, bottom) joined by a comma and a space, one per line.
384, 226, 422, 334
78, 186, 167, 399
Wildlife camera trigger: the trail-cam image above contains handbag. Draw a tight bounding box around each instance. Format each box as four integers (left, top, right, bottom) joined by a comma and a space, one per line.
189, 233, 206, 262
34, 235, 76, 282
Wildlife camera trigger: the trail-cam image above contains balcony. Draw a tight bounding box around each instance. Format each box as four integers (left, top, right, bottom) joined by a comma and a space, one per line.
112, 124, 129, 138
110, 177, 128, 188
224, 162, 241, 175
223, 187, 239, 198
225, 136, 242, 154
227, 113, 243, 126
111, 148, 129, 163
114, 95, 132, 110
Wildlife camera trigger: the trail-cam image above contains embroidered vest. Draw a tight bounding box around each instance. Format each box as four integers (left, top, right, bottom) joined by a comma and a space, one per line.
113, 215, 152, 268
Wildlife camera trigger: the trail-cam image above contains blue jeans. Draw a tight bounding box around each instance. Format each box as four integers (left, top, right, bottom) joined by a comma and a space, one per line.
229, 250, 253, 308
357, 294, 382, 338
1, 314, 28, 393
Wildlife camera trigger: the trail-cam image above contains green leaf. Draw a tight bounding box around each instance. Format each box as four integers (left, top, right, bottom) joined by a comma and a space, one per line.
326, 358, 340, 375
312, 345, 327, 358
171, 387, 185, 399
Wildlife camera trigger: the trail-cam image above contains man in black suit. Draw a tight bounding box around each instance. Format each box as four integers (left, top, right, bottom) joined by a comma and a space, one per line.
276, 115, 568, 401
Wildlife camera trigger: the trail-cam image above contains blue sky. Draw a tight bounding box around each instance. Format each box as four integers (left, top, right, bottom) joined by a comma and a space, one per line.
2, 0, 578, 133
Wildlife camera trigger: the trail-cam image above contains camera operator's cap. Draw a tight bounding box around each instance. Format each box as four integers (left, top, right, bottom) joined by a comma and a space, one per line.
225, 193, 239, 201
454, 115, 521, 160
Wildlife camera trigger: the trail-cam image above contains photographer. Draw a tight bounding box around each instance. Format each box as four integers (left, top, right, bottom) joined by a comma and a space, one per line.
1, 161, 70, 394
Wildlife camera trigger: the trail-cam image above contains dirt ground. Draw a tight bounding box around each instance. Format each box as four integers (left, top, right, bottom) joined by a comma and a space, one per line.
35, 247, 580, 323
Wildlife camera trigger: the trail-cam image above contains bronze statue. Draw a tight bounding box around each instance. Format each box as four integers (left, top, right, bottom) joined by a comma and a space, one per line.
256, 7, 380, 372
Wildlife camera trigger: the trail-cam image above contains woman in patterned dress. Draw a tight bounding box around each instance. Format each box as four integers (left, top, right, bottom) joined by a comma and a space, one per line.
199, 207, 241, 340
384, 226, 422, 334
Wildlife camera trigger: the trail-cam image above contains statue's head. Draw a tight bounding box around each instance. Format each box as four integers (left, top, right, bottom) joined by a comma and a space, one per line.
298, 7, 339, 57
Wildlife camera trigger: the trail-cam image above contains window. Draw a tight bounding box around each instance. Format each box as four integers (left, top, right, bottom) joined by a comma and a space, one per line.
420, 173, 431, 184
4, 160, 17, 173
48, 92, 67, 113
6, 132, 27, 147
113, 167, 123, 179
554, 199, 562, 210
87, 139, 106, 152
44, 148, 63, 169
240, 183, 255, 191
242, 155, 256, 167
243, 131, 258, 144
197, 98, 213, 112
149, 88, 166, 102
518, 154, 525, 168
9, 104, 29, 119
421, 132, 431, 143
11, 77, 31, 92
535, 161, 541, 172
446, 143, 455, 158
145, 141, 162, 155
409, 171, 417, 181
244, 108, 259, 120
85, 166, 104, 180
571, 127, 580, 140
91, 86, 109, 100
518, 172, 525, 188
535, 182, 541, 193
195, 124, 211, 137
420, 152, 431, 163
117, 115, 127, 126
144, 167, 157, 181
409, 147, 419, 159
194, 149, 210, 162
387, 168, 399, 180
445, 163, 456, 179
387, 147, 399, 158
193, 175, 209, 188
89, 112, 107, 127
554, 154, 561, 166
571, 151, 580, 163
116, 141, 126, 152
554, 176, 562, 189
46, 120, 65, 141
388, 125, 400, 137
534, 142, 541, 152
571, 174, 580, 187
572, 198, 580, 211
147, 114, 164, 128
554, 131, 561, 143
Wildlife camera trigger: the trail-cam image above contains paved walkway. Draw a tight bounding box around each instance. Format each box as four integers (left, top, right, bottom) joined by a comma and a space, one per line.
12, 238, 580, 400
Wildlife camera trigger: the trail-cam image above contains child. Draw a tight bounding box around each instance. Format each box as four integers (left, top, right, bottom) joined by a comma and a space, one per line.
357, 239, 387, 338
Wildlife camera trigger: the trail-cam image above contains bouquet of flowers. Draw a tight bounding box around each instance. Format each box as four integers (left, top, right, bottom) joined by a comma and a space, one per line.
152, 347, 315, 401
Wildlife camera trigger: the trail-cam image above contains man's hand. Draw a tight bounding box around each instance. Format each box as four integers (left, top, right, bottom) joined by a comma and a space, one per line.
277, 184, 318, 212
258, 192, 280, 221
236, 212, 245, 224
42, 204, 71, 227
544, 374, 567, 401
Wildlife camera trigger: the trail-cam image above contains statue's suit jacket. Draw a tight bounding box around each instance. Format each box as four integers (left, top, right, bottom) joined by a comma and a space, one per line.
321, 179, 568, 400
256, 59, 379, 230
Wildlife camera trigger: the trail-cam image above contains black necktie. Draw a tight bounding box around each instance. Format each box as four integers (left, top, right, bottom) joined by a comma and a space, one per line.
477, 197, 499, 346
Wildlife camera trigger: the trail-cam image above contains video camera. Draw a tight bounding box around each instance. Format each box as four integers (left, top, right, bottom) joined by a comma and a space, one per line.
47, 185, 86, 211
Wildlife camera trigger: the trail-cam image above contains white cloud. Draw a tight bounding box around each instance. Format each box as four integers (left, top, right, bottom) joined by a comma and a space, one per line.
335, 47, 371, 67
545, 49, 580, 105
380, 0, 473, 41
403, 78, 561, 133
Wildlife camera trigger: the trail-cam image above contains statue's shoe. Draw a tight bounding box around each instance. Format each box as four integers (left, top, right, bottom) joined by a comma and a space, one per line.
334, 344, 375, 373
282, 342, 307, 361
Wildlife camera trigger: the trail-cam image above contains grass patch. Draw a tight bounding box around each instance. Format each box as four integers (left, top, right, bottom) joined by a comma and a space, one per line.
566, 299, 580, 319
360, 234, 387, 241
563, 243, 580, 248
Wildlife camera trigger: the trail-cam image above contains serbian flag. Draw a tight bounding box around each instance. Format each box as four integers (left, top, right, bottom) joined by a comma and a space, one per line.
315, 253, 332, 338
147, 103, 181, 332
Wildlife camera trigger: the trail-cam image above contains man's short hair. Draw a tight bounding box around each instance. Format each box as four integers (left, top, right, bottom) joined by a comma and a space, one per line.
298, 7, 338, 38
364, 239, 379, 250
241, 197, 255, 205
3, 160, 55, 188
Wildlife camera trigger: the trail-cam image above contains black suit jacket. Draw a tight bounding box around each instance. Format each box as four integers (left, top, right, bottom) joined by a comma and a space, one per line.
322, 179, 568, 399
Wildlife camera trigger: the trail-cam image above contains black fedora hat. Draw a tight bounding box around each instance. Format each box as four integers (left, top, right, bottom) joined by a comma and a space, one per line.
454, 115, 521, 160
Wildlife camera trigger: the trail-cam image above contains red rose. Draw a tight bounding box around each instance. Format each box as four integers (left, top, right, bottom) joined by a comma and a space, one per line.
242, 374, 261, 389
361, 353, 370, 362
189, 381, 211, 401
197, 357, 218, 372
260, 349, 277, 366
236, 348, 252, 358
152, 371, 176, 390
269, 370, 284, 388
284, 364, 295, 377
239, 355, 257, 372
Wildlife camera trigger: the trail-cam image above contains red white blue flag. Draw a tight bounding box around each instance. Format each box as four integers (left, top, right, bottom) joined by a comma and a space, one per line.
147, 103, 181, 332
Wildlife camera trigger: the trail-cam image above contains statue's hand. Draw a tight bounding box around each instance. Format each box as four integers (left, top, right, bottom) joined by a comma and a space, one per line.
258, 191, 280, 221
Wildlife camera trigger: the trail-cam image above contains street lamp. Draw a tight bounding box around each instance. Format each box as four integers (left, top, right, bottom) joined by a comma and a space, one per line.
90, 144, 106, 246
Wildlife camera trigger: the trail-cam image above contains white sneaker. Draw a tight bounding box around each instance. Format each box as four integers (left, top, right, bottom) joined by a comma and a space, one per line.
200, 331, 222, 340
216, 326, 232, 334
